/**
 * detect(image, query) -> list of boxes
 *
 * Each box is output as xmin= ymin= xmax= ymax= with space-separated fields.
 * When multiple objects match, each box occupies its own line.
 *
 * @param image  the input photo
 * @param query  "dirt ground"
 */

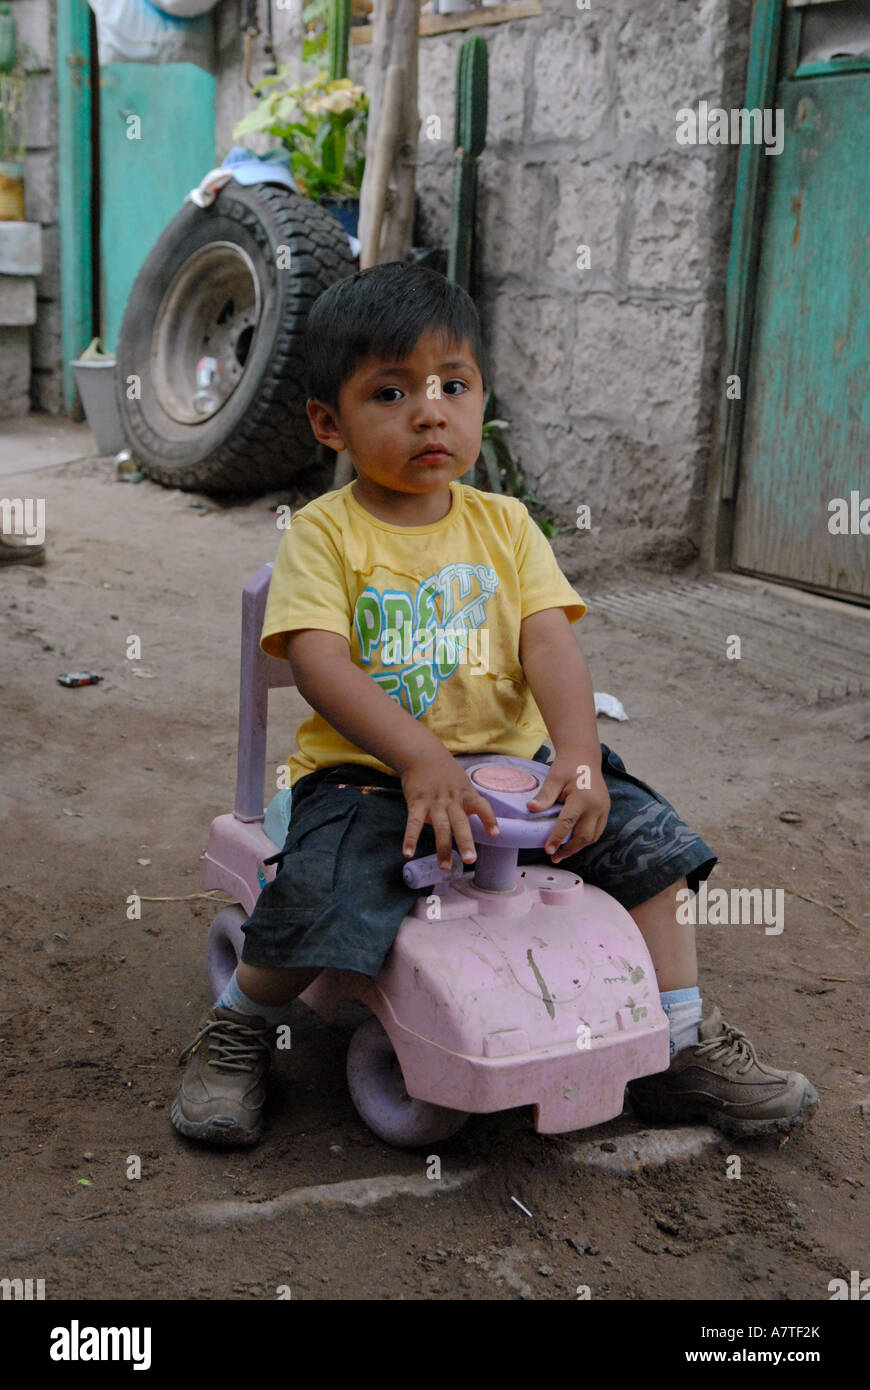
xmin=1 ymin=452 xmax=868 ymax=1305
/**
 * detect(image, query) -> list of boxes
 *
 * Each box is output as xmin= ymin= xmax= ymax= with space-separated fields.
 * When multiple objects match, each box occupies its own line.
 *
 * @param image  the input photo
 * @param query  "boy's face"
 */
xmin=306 ymin=329 xmax=485 ymax=510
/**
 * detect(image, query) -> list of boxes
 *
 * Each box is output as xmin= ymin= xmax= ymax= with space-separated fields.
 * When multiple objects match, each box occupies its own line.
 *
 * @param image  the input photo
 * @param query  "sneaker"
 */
xmin=170 ymin=1007 xmax=275 ymax=1146
xmin=627 ymin=1007 xmax=819 ymax=1138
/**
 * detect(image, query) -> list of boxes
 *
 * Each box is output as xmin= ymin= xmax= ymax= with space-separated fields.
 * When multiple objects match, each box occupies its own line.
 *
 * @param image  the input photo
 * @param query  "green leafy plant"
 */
xmin=301 ymin=0 xmax=331 ymax=64
xmin=232 ymin=68 xmax=367 ymax=202
xmin=234 ymin=0 xmax=366 ymax=203
xmin=475 ymin=388 xmax=566 ymax=537
xmin=0 ymin=30 xmax=38 ymax=164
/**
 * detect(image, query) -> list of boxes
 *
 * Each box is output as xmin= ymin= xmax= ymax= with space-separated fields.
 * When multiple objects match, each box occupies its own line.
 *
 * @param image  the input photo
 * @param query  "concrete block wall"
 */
xmin=398 ymin=0 xmax=752 ymax=538
xmin=218 ymin=0 xmax=753 ymax=540
xmin=0 ymin=214 xmax=41 ymax=413
xmin=2 ymin=0 xmax=61 ymax=415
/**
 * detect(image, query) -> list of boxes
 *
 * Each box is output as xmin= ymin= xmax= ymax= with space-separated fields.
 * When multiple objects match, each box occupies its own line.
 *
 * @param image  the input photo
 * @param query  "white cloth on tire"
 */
xmin=184 ymin=147 xmax=362 ymax=259
xmin=185 ymin=145 xmax=299 ymax=208
xmin=185 ymin=168 xmax=235 ymax=209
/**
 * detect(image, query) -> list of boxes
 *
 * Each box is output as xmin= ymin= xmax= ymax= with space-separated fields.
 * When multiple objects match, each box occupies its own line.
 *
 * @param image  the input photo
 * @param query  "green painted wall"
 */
xmin=733 ymin=71 xmax=870 ymax=600
xmin=98 ymin=61 xmax=216 ymax=353
xmin=57 ymin=0 xmax=93 ymax=412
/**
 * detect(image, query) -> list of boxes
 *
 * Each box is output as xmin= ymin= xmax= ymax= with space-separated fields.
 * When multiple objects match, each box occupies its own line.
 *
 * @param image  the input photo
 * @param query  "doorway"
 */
xmin=730 ymin=1 xmax=870 ymax=603
xmin=58 ymin=0 xmax=216 ymax=406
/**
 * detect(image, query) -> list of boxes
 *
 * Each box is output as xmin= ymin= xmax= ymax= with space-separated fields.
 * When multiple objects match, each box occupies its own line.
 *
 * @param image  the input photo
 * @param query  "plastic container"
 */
xmin=70 ymin=346 xmax=126 ymax=455
xmin=0 ymin=161 xmax=25 ymax=222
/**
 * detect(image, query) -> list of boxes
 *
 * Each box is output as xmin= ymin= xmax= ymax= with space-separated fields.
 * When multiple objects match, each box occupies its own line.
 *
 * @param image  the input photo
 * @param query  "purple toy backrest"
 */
xmin=235 ymin=562 xmax=297 ymax=822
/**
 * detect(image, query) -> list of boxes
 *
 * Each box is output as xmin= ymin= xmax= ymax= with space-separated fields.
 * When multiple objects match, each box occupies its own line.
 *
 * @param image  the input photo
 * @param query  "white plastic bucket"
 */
xmin=70 ymin=358 xmax=126 ymax=455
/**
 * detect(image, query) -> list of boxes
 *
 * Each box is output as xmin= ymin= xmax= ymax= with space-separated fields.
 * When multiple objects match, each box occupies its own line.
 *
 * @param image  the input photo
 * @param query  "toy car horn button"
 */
xmin=471 ymin=765 xmax=539 ymax=793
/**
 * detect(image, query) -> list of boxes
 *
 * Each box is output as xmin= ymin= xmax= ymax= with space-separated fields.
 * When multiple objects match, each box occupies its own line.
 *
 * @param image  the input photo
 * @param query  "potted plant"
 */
xmin=0 ymin=2 xmax=31 ymax=221
xmin=233 ymin=0 xmax=368 ymax=237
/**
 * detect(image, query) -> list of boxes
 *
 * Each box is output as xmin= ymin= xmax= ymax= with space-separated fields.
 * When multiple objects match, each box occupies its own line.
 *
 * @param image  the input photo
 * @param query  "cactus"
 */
xmin=319 ymin=0 xmax=352 ymax=190
xmin=447 ymin=149 xmax=476 ymax=292
xmin=448 ymin=36 xmax=488 ymax=294
xmin=449 ymin=36 xmax=489 ymax=484
xmin=453 ymin=41 xmax=467 ymax=152
xmin=453 ymin=35 xmax=488 ymax=157
xmin=328 ymin=0 xmax=350 ymax=82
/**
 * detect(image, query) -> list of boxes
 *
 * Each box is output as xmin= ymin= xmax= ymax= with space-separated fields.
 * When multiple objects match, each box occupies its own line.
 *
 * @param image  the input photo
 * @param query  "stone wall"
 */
xmin=218 ymin=0 xmax=753 ymax=541
xmin=5 ymin=0 xmax=60 ymax=414
xmin=465 ymin=0 xmax=752 ymax=539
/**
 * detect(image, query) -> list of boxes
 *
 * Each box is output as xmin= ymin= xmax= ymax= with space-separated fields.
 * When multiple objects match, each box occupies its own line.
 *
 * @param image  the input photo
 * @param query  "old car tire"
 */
xmin=115 ymin=182 xmax=357 ymax=495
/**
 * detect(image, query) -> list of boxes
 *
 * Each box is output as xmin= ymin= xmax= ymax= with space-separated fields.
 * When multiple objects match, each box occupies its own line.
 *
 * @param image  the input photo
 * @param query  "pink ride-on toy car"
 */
xmin=201 ymin=563 xmax=670 ymax=1148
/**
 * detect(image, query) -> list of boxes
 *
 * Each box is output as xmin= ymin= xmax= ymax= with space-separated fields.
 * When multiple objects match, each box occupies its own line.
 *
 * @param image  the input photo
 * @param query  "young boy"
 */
xmin=171 ymin=262 xmax=818 ymax=1147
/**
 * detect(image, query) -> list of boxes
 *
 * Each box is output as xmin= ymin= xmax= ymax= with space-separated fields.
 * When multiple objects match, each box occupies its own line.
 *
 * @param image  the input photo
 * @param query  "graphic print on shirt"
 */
xmin=354 ymin=562 xmax=498 ymax=717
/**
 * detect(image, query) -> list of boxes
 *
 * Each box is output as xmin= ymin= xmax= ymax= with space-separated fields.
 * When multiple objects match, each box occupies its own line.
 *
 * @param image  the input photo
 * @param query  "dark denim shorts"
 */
xmin=239 ymin=744 xmax=717 ymax=978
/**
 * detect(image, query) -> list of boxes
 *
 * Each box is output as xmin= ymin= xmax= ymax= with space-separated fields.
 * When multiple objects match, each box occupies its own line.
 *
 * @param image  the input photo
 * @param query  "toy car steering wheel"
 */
xmin=462 ymin=759 xmax=564 ymax=850
xmin=403 ymin=755 xmax=569 ymax=891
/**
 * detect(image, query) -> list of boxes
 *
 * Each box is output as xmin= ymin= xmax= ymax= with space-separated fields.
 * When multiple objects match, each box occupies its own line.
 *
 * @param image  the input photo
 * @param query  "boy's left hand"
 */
xmin=526 ymin=754 xmax=611 ymax=862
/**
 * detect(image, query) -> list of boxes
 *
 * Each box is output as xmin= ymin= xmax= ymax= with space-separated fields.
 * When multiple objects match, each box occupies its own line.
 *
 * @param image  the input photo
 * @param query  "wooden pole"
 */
xmin=360 ymin=0 xmax=421 ymax=266
xmin=332 ymin=0 xmax=421 ymax=489
xmin=358 ymin=63 xmax=404 ymax=270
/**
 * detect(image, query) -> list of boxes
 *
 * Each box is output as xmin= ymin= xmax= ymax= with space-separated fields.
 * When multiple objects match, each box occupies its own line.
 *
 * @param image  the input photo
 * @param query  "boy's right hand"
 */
xmin=400 ymin=753 xmax=500 ymax=870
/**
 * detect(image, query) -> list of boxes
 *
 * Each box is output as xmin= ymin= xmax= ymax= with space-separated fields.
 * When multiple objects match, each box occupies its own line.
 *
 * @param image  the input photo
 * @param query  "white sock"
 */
xmin=660 ymin=986 xmax=703 ymax=1058
xmin=214 ymin=968 xmax=292 ymax=1025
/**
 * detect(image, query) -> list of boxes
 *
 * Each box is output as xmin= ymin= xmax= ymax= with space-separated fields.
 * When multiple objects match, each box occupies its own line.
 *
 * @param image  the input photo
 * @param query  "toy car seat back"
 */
xmin=234 ymin=561 xmax=295 ymax=823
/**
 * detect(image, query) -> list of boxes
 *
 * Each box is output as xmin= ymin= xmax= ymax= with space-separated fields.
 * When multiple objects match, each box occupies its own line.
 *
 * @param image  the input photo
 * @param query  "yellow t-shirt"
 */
xmin=261 ymin=480 xmax=586 ymax=785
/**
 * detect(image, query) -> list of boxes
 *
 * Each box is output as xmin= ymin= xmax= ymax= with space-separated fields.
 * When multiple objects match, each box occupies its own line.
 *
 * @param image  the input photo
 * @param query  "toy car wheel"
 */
xmin=205 ymin=905 xmax=247 ymax=998
xmin=346 ymin=1015 xmax=469 ymax=1148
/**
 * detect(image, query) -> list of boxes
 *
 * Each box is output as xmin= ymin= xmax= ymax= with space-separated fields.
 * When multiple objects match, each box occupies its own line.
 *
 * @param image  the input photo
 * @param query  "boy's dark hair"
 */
xmin=304 ymin=261 xmax=488 ymax=412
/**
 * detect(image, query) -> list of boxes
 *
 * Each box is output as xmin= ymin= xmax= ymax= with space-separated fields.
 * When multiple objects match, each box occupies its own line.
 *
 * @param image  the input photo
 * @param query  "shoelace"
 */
xmin=179 ymin=1018 xmax=273 ymax=1073
xmin=694 ymin=1021 xmax=759 ymax=1076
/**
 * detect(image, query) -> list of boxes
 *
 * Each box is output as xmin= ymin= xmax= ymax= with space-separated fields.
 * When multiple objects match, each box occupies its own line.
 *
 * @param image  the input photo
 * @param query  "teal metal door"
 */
xmin=98 ymin=61 xmax=216 ymax=353
xmin=733 ymin=4 xmax=870 ymax=602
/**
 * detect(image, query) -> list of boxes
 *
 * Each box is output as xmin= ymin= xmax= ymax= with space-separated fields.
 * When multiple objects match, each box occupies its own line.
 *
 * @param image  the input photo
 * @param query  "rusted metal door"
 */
xmin=733 ymin=1 xmax=870 ymax=602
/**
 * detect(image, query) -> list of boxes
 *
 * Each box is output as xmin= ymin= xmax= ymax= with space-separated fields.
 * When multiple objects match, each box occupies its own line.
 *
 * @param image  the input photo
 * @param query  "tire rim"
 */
xmin=151 ymin=242 xmax=263 ymax=424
